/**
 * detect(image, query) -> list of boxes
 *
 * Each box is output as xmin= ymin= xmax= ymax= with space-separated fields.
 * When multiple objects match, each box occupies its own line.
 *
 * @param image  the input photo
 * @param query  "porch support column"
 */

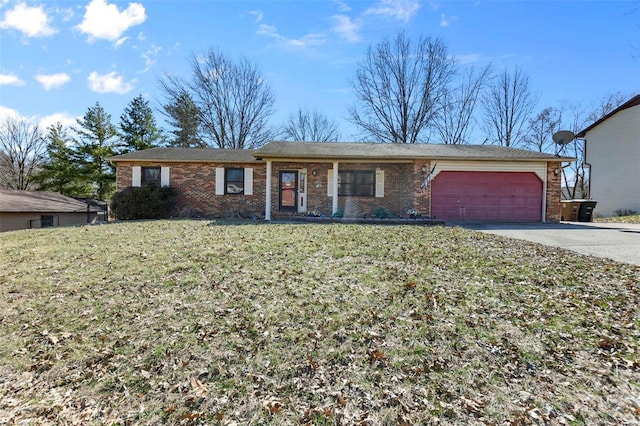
xmin=265 ymin=160 xmax=272 ymax=221
xmin=541 ymin=168 xmax=548 ymax=223
xmin=332 ymin=161 xmax=339 ymax=215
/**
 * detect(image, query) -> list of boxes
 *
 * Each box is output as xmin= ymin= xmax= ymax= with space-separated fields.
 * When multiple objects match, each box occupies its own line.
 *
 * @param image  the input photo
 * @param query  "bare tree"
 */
xmin=0 ymin=115 xmax=47 ymax=190
xmin=482 ymin=67 xmax=537 ymax=147
xmin=557 ymin=102 xmax=589 ymax=199
xmin=280 ymin=108 xmax=341 ymax=142
xmin=585 ymin=92 xmax=629 ymax=123
xmin=524 ymin=107 xmax=561 ymax=153
xmin=348 ymin=31 xmax=457 ymax=144
xmin=434 ymin=64 xmax=492 ymax=144
xmin=160 ymin=49 xmax=276 ymax=149
xmin=559 ymin=93 xmax=629 ymax=199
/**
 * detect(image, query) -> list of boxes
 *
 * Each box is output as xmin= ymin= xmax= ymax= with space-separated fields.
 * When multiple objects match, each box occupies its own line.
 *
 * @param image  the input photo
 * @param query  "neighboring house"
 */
xmin=577 ymin=94 xmax=640 ymax=217
xmin=0 ymin=190 xmax=99 ymax=232
xmin=109 ymin=141 xmax=569 ymax=223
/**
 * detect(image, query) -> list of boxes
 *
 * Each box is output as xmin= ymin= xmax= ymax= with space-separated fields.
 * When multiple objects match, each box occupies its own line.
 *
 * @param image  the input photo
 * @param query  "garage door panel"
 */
xmin=431 ymin=171 xmax=542 ymax=222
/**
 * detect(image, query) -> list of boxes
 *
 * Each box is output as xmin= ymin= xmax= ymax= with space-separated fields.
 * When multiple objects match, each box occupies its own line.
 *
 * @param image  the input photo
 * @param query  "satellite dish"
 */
xmin=552 ymin=130 xmax=575 ymax=145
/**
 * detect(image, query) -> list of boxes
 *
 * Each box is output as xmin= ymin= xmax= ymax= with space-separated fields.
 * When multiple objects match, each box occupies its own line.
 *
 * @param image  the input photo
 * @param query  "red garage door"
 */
xmin=431 ymin=171 xmax=543 ymax=222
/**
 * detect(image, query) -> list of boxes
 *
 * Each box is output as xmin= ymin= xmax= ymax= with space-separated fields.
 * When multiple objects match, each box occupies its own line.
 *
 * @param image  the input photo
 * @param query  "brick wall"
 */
xmin=115 ymin=159 xmax=562 ymax=222
xmin=269 ymin=162 xmax=418 ymax=219
xmin=116 ymin=161 xmax=265 ymax=218
xmin=545 ymin=161 xmax=563 ymax=223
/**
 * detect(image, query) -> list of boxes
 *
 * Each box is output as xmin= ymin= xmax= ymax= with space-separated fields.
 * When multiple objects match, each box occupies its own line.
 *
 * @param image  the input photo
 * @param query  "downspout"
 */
xmin=542 ymin=169 xmax=547 ymax=223
xmin=582 ymin=137 xmax=592 ymax=199
xmin=332 ymin=162 xmax=339 ymax=215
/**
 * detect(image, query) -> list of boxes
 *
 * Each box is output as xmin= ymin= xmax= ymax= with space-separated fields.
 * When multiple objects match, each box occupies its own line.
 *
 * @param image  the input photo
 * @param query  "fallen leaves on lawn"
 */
xmin=0 ymin=220 xmax=638 ymax=424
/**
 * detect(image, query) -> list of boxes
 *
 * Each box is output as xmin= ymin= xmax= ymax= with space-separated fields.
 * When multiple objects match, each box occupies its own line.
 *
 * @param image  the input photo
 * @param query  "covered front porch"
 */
xmin=262 ymin=159 xmax=430 ymax=221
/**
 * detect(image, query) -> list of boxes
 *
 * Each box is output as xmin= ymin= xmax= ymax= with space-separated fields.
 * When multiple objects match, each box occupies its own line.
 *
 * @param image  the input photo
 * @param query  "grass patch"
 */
xmin=1 ymin=220 xmax=638 ymax=424
xmin=595 ymin=214 xmax=640 ymax=224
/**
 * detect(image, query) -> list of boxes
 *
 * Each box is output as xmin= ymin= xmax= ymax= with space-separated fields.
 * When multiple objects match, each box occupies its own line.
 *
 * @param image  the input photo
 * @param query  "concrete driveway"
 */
xmin=454 ymin=221 xmax=640 ymax=266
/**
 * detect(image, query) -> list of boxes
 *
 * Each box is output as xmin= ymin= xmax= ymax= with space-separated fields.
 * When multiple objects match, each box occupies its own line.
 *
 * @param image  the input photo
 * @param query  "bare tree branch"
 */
xmin=280 ymin=108 xmax=341 ymax=142
xmin=434 ymin=64 xmax=492 ymax=144
xmin=558 ymin=93 xmax=629 ymax=199
xmin=348 ymin=31 xmax=456 ymax=144
xmin=482 ymin=67 xmax=537 ymax=147
xmin=523 ymin=107 xmax=561 ymax=153
xmin=161 ymin=50 xmax=276 ymax=149
xmin=0 ymin=115 xmax=47 ymax=190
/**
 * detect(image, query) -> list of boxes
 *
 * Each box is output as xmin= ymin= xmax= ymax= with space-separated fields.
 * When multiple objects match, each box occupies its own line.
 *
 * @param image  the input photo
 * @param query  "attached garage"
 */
xmin=431 ymin=170 xmax=544 ymax=222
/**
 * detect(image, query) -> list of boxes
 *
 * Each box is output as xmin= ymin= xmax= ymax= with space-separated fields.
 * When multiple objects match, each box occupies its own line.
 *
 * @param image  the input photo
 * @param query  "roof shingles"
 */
xmin=0 ymin=190 xmax=97 ymax=213
xmin=108 ymin=142 xmax=572 ymax=163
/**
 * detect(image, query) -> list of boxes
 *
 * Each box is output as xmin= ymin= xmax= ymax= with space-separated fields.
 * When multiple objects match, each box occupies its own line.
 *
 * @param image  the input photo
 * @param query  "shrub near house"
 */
xmin=111 ymin=185 xmax=177 ymax=220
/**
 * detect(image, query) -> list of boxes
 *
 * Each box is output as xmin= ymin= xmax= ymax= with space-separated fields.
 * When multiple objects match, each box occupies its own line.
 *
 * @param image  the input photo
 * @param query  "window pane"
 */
xmin=41 ymin=215 xmax=54 ymax=227
xmin=359 ymin=173 xmax=374 ymax=184
xmin=226 ymin=168 xmax=244 ymax=194
xmin=340 ymin=172 xmax=354 ymax=183
xmin=226 ymin=169 xmax=243 ymax=182
xmin=142 ymin=167 xmax=161 ymax=185
xmin=338 ymin=171 xmax=374 ymax=197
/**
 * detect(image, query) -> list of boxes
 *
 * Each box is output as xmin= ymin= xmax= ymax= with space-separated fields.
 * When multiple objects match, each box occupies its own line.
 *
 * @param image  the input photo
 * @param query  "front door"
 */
xmin=279 ymin=171 xmax=297 ymax=212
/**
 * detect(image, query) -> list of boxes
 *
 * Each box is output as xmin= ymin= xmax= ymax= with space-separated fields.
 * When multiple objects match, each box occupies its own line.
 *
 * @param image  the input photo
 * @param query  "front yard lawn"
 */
xmin=0 ymin=220 xmax=638 ymax=424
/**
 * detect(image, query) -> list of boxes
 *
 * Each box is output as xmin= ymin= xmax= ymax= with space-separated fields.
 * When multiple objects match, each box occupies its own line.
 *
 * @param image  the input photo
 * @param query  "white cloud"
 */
xmin=56 ymin=6 xmax=74 ymax=22
xmin=365 ymin=0 xmax=420 ymax=22
xmin=257 ymin=24 xmax=325 ymax=49
xmin=440 ymin=13 xmax=458 ymax=27
xmin=333 ymin=0 xmax=351 ymax=12
xmin=39 ymin=112 xmax=78 ymax=130
xmin=140 ymin=44 xmax=161 ymax=73
xmin=0 ymin=105 xmax=21 ymax=122
xmin=35 ymin=72 xmax=70 ymax=90
xmin=331 ymin=15 xmax=361 ymax=43
xmin=454 ymin=54 xmax=483 ymax=65
xmin=87 ymin=71 xmax=134 ymax=94
xmin=0 ymin=1 xmax=56 ymax=37
xmin=114 ymin=36 xmax=128 ymax=47
xmin=0 ymin=105 xmax=77 ymax=131
xmin=0 ymin=73 xmax=25 ymax=86
xmin=249 ymin=10 xmax=263 ymax=23
xmin=76 ymin=0 xmax=146 ymax=42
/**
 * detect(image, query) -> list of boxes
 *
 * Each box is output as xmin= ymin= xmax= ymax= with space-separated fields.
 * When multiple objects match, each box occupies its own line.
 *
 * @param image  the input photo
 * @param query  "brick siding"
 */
xmin=545 ymin=161 xmax=563 ymax=223
xmin=115 ymin=159 xmax=562 ymax=222
xmin=116 ymin=161 xmax=265 ymax=218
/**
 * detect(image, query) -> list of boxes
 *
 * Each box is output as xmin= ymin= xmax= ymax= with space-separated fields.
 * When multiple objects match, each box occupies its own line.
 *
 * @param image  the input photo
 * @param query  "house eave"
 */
xmin=576 ymin=93 xmax=640 ymax=138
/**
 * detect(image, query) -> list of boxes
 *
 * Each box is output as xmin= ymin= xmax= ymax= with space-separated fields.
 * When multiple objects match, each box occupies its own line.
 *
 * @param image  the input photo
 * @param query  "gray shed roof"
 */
xmin=109 ymin=147 xmax=258 ymax=163
xmin=254 ymin=141 xmax=572 ymax=162
xmin=0 ymin=190 xmax=99 ymax=213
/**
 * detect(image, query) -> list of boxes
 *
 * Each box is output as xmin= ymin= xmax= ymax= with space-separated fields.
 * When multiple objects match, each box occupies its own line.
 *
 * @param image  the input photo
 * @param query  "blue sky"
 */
xmin=0 ymin=0 xmax=638 ymax=140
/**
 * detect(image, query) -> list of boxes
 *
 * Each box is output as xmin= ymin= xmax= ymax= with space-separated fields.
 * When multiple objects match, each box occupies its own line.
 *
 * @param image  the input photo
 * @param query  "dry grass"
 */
xmin=0 ymin=220 xmax=638 ymax=425
xmin=596 ymin=214 xmax=640 ymax=224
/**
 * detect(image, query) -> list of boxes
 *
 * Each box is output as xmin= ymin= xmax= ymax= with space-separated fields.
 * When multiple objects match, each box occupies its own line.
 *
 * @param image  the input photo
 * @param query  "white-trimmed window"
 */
xmin=142 ymin=167 xmax=161 ymax=186
xmin=132 ymin=166 xmax=170 ymax=187
xmin=216 ymin=167 xmax=254 ymax=195
xmin=226 ymin=168 xmax=244 ymax=194
xmin=328 ymin=169 xmax=384 ymax=198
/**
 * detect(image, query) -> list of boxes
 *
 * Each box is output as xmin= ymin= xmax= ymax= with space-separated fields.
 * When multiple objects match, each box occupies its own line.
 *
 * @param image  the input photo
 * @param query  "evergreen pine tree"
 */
xmin=163 ymin=90 xmax=205 ymax=147
xmin=74 ymin=102 xmax=117 ymax=200
xmin=33 ymin=123 xmax=91 ymax=197
xmin=119 ymin=94 xmax=163 ymax=152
